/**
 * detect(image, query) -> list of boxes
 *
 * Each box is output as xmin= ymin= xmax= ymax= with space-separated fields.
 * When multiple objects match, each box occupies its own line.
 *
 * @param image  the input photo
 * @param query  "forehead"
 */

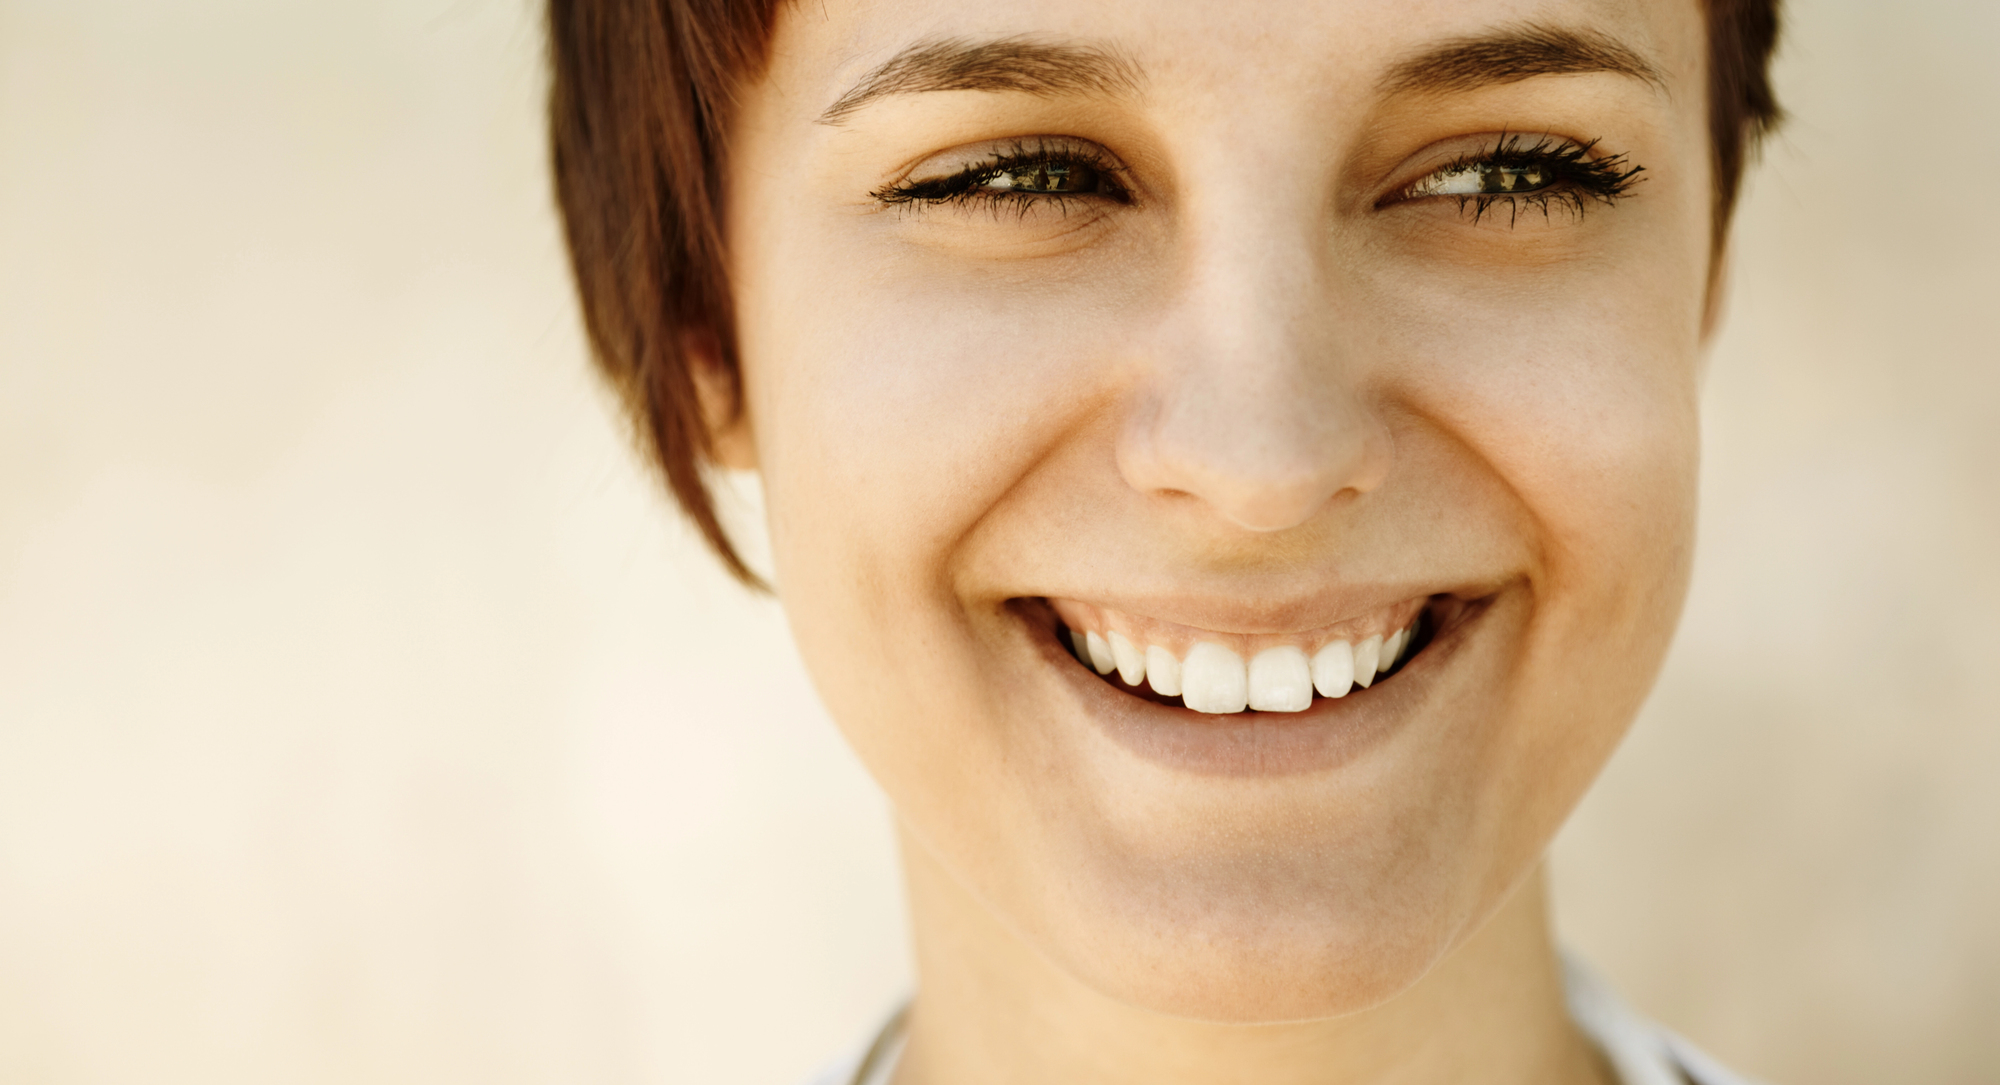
xmin=770 ymin=0 xmax=1703 ymax=118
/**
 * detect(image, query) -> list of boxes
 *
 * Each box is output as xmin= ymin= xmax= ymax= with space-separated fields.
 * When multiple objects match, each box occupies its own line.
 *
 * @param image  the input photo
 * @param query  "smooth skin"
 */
xmin=704 ymin=0 xmax=1716 ymax=1081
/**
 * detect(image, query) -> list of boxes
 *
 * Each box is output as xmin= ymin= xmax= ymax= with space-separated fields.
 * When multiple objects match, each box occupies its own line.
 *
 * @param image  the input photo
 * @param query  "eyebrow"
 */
xmin=1378 ymin=23 xmax=1667 ymax=97
xmin=818 ymin=36 xmax=1142 ymax=125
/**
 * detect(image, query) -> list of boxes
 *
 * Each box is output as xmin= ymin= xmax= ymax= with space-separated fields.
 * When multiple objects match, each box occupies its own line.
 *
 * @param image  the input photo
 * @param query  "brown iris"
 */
xmin=1477 ymin=163 xmax=1551 ymax=193
xmin=978 ymin=160 xmax=1104 ymax=194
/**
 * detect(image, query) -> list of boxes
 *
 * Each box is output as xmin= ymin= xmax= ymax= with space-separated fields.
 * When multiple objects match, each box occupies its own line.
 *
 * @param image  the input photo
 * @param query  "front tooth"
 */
xmin=1145 ymin=645 xmax=1182 ymax=697
xmin=1247 ymin=646 xmax=1312 ymax=712
xmin=1180 ymin=642 xmax=1248 ymax=714
xmin=1084 ymin=631 xmax=1117 ymax=675
xmin=1380 ymin=628 xmax=1403 ymax=675
xmin=1109 ymin=631 xmax=1146 ymax=686
xmin=1312 ymin=640 xmax=1354 ymax=698
xmin=1352 ymin=634 xmax=1383 ymax=688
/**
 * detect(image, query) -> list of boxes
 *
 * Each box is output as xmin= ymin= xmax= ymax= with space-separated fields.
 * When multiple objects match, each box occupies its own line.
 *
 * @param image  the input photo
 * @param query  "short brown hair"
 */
xmin=547 ymin=0 xmax=1782 ymax=587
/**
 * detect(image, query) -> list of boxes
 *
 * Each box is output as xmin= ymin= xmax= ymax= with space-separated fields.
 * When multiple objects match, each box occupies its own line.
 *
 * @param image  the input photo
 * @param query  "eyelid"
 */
xmin=898 ymin=135 xmax=1100 ymax=178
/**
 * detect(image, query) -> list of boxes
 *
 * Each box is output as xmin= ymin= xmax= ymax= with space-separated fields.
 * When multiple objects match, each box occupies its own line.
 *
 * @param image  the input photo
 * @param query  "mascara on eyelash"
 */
xmin=873 ymin=138 xmax=1131 ymax=209
xmin=1401 ymin=133 xmax=1646 ymax=227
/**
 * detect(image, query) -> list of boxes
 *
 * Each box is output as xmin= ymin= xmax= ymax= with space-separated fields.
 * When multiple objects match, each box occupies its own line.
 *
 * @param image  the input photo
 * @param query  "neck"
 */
xmin=891 ymin=826 xmax=1608 ymax=1085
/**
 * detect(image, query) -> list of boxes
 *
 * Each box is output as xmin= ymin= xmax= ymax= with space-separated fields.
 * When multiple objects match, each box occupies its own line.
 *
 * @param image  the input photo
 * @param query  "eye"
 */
xmin=973 ymin=158 xmax=1112 ymax=196
xmin=875 ymin=138 xmax=1132 ymax=212
xmin=1387 ymin=134 xmax=1644 ymax=225
xmin=1407 ymin=161 xmax=1556 ymax=197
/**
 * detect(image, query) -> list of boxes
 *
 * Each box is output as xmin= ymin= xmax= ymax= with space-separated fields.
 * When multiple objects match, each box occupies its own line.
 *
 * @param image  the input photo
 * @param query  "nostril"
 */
xmin=1212 ymin=481 xmax=1353 ymax=533
xmin=1116 ymin=397 xmax=1393 ymax=534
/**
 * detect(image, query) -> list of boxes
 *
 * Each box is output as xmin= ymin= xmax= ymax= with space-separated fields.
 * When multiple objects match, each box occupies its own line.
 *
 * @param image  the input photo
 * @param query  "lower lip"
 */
xmin=1022 ymin=595 xmax=1492 ymax=778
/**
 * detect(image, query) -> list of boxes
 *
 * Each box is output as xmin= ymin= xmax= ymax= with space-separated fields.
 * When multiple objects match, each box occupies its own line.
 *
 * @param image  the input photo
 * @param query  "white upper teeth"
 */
xmin=1352 ymin=634 xmax=1383 ymax=689
xmin=1108 ymin=631 xmax=1146 ymax=686
xmin=1181 ymin=642 xmax=1249 ymax=714
xmin=1068 ymin=618 xmax=1421 ymax=715
xmin=1144 ymin=644 xmax=1182 ymax=697
xmin=1311 ymin=640 xmax=1355 ymax=698
xmin=1247 ymin=646 xmax=1313 ymax=712
xmin=1084 ymin=630 xmax=1116 ymax=675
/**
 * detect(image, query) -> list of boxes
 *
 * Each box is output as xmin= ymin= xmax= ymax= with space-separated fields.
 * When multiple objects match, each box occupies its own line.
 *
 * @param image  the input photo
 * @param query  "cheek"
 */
xmin=743 ymin=223 xmax=1152 ymax=561
xmin=1371 ymin=258 xmax=1704 ymax=859
xmin=732 ymin=237 xmax=1136 ymax=724
xmin=1428 ymin=325 xmax=1699 ymax=589
xmin=1368 ymin=217 xmax=1706 ymax=609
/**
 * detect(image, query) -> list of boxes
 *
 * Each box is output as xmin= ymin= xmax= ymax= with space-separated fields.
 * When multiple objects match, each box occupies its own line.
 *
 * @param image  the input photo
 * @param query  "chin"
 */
xmin=1040 ymin=858 xmax=1484 ymax=1023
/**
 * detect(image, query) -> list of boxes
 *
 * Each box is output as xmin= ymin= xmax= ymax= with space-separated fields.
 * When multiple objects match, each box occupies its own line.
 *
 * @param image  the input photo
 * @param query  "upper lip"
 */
xmin=1022 ymin=581 xmax=1460 ymax=637
xmin=1046 ymin=593 xmax=1426 ymax=649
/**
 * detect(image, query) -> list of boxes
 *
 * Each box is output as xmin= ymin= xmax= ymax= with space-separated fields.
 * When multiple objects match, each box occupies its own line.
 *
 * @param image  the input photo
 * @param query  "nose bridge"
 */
xmin=1119 ymin=192 xmax=1390 ymax=533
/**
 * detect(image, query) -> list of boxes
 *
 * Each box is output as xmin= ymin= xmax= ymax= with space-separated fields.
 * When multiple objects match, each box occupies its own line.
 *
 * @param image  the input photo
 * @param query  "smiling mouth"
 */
xmin=1046 ymin=595 xmax=1439 ymax=715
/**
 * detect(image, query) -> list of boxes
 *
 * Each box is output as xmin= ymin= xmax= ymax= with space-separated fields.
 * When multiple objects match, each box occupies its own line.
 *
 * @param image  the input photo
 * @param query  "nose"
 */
xmin=1116 ymin=223 xmax=1391 ymax=534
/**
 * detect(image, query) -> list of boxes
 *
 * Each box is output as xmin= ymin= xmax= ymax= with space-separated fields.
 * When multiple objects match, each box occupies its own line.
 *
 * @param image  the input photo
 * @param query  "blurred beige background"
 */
xmin=0 ymin=0 xmax=1993 ymax=1081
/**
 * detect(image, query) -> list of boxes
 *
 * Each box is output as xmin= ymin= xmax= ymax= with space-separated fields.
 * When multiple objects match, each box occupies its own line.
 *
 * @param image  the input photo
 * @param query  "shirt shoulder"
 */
xmin=1666 ymin=1030 xmax=1765 ymax=1085
xmin=1565 ymin=955 xmax=1769 ymax=1085
xmin=802 ymin=1004 xmax=907 ymax=1085
xmin=807 ymin=962 xmax=1766 ymax=1085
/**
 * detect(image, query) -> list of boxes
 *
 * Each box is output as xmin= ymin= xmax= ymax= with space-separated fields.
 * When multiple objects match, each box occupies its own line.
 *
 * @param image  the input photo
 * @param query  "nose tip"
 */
xmin=1207 ymin=455 xmax=1381 ymax=533
xmin=1117 ymin=385 xmax=1392 ymax=533
xmin=1117 ymin=200 xmax=1392 ymax=534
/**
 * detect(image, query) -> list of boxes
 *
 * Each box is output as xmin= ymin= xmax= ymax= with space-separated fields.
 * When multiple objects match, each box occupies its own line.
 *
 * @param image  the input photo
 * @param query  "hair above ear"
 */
xmin=685 ymin=327 xmax=759 ymax=472
xmin=1703 ymin=0 xmax=1785 ymax=247
xmin=546 ymin=0 xmax=781 ymax=590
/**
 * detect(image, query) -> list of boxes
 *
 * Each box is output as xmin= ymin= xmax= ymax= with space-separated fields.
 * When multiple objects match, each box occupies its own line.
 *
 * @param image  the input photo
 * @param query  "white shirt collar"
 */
xmin=813 ymin=955 xmax=1763 ymax=1085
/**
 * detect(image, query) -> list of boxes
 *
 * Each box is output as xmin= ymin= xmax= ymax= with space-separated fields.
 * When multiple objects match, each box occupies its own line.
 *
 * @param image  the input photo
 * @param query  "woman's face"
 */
xmin=723 ymin=0 xmax=1712 ymax=1020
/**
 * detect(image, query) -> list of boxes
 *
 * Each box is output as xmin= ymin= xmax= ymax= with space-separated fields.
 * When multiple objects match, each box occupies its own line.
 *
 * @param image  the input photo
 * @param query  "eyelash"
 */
xmin=874 ymin=138 xmax=1132 ymax=215
xmin=1396 ymin=133 xmax=1645 ymax=226
xmin=872 ymin=133 xmax=1644 ymax=225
